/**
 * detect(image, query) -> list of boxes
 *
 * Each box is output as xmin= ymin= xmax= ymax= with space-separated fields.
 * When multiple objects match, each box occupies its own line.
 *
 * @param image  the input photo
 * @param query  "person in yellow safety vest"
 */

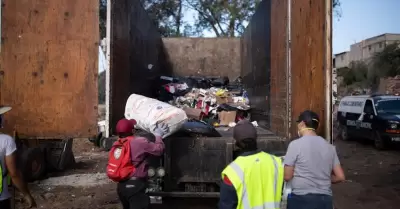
xmin=284 ymin=110 xmax=345 ymax=209
xmin=0 ymin=106 xmax=37 ymax=208
xmin=219 ymin=120 xmax=284 ymax=209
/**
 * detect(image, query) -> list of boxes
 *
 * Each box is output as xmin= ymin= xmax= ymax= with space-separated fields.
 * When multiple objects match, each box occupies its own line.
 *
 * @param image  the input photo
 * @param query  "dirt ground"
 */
xmin=13 ymin=136 xmax=400 ymax=209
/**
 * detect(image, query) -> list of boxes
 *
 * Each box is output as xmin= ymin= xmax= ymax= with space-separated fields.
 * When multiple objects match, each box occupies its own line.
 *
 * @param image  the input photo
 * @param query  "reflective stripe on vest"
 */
xmin=222 ymin=152 xmax=284 ymax=209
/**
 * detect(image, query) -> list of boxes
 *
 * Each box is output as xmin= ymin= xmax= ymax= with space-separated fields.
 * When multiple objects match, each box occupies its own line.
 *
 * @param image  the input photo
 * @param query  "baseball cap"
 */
xmin=233 ymin=120 xmax=257 ymax=141
xmin=296 ymin=110 xmax=320 ymax=124
xmin=116 ymin=119 xmax=137 ymax=134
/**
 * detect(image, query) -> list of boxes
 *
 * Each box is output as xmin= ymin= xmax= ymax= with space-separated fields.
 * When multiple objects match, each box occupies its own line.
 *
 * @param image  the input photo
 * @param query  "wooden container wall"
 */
xmin=109 ymin=0 xmax=172 ymax=134
xmin=0 ymin=0 xmax=99 ymax=138
xmin=242 ymin=0 xmax=330 ymax=139
xmin=290 ymin=0 xmax=329 ymax=138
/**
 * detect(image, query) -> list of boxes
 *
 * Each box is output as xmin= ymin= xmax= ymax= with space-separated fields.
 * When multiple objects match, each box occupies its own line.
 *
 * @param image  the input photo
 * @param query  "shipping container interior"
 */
xmin=107 ymin=0 xmax=330 ymax=139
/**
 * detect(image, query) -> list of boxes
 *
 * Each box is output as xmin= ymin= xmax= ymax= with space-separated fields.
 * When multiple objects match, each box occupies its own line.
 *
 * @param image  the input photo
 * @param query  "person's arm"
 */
xmin=218 ymin=175 xmax=238 ymax=209
xmin=141 ymin=135 xmax=165 ymax=157
xmin=4 ymin=136 xmax=36 ymax=207
xmin=283 ymin=142 xmax=298 ymax=181
xmin=331 ymin=147 xmax=345 ymax=184
xmin=6 ymin=152 xmax=31 ymax=195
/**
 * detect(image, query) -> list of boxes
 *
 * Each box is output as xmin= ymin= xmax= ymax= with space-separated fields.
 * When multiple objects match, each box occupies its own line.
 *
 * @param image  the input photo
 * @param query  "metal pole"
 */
xmin=324 ymin=0 xmax=333 ymax=143
xmin=286 ymin=0 xmax=292 ymax=139
xmin=105 ymin=0 xmax=112 ymax=138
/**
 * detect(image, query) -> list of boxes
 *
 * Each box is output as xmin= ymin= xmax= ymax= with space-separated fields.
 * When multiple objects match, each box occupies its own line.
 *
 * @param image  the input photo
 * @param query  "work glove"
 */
xmin=153 ymin=122 xmax=169 ymax=137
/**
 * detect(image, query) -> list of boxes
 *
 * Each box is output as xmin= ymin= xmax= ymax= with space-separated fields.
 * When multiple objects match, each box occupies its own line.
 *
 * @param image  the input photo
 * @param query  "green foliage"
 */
xmin=184 ymin=0 xmax=261 ymax=37
xmin=141 ymin=0 xmax=187 ymax=37
xmin=371 ymin=42 xmax=400 ymax=77
xmin=338 ymin=61 xmax=368 ymax=86
xmin=99 ymin=0 xmax=107 ymax=38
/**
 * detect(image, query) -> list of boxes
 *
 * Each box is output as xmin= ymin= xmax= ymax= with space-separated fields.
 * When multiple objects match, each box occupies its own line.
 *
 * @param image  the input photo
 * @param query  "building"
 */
xmin=334 ymin=33 xmax=400 ymax=68
xmin=333 ymin=51 xmax=350 ymax=69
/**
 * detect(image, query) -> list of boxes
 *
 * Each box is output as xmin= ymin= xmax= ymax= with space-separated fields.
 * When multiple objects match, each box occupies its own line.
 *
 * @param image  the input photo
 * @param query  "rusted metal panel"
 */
xmin=162 ymin=38 xmax=241 ymax=79
xmin=0 ymin=0 xmax=98 ymax=138
xmin=290 ymin=0 xmax=329 ymax=137
xmin=270 ymin=0 xmax=289 ymax=137
xmin=109 ymin=0 xmax=172 ymax=134
xmin=241 ymin=0 xmax=272 ymax=131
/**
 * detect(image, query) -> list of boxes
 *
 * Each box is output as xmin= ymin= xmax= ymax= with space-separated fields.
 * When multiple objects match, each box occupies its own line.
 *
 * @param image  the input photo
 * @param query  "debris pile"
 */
xmin=158 ymin=76 xmax=253 ymax=129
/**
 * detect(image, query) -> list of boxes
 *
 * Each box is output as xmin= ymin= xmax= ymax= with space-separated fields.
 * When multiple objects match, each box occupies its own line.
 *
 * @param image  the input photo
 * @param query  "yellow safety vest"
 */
xmin=0 ymin=163 xmax=11 ymax=195
xmin=222 ymin=152 xmax=284 ymax=209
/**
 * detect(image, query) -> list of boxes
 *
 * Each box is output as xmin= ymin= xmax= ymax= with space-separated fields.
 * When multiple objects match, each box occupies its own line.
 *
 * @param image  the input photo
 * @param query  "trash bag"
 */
xmin=217 ymin=103 xmax=238 ymax=112
xmin=179 ymin=120 xmax=221 ymax=137
xmin=211 ymin=76 xmax=229 ymax=87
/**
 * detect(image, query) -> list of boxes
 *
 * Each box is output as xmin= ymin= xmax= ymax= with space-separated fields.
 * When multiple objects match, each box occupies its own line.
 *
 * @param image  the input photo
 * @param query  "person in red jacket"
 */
xmin=115 ymin=119 xmax=168 ymax=209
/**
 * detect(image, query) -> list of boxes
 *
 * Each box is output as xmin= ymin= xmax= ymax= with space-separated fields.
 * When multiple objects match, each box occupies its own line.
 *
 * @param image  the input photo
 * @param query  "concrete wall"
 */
xmin=109 ymin=0 xmax=172 ymax=135
xmin=162 ymin=38 xmax=241 ymax=79
xmin=334 ymin=52 xmax=350 ymax=68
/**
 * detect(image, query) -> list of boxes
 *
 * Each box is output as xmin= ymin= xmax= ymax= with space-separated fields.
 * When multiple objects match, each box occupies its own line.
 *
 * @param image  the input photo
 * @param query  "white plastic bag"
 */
xmin=124 ymin=94 xmax=188 ymax=138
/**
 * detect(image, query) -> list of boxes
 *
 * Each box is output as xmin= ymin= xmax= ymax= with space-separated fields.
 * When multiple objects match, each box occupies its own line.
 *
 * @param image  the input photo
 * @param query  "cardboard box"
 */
xmin=183 ymin=107 xmax=202 ymax=120
xmin=216 ymin=94 xmax=233 ymax=105
xmin=218 ymin=111 xmax=237 ymax=125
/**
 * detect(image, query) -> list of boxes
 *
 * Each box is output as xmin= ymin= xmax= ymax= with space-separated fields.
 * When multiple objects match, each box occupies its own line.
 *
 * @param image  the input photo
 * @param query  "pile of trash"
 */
xmin=158 ymin=75 xmax=252 ymax=128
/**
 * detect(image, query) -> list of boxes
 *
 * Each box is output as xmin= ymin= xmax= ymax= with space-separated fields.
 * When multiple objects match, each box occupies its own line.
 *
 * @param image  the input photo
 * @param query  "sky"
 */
xmin=333 ymin=0 xmax=400 ymax=54
xmin=184 ymin=0 xmax=400 ymax=54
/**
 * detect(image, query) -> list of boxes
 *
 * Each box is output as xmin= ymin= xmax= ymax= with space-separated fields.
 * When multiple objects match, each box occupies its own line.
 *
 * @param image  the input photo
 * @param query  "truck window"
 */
xmin=363 ymin=100 xmax=374 ymax=114
xmin=376 ymin=100 xmax=400 ymax=114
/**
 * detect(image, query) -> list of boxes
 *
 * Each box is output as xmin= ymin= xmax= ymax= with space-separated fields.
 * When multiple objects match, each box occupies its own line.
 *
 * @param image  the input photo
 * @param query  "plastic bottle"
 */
xmin=282 ymin=181 xmax=292 ymax=201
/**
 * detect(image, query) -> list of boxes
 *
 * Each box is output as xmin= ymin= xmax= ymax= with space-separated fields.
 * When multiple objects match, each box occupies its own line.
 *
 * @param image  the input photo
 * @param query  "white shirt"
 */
xmin=0 ymin=134 xmax=17 ymax=200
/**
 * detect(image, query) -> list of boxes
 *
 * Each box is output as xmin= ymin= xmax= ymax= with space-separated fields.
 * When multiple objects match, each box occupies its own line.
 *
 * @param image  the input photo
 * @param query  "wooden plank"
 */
xmin=270 ymin=0 xmax=289 ymax=137
xmin=290 ymin=0 xmax=328 ymax=137
xmin=109 ymin=0 xmax=167 ymax=135
xmin=0 ymin=0 xmax=98 ymax=138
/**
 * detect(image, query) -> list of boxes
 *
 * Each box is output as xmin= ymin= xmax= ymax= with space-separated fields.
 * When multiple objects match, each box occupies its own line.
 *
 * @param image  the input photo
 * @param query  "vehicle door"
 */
xmin=360 ymin=99 xmax=375 ymax=139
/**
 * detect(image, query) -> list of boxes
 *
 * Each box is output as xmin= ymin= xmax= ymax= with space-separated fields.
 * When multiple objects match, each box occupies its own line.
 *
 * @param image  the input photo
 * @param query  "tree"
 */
xmin=141 ymin=0 xmax=186 ymax=37
xmin=184 ymin=0 xmax=261 ymax=37
xmin=338 ymin=61 xmax=368 ymax=86
xmin=333 ymin=0 xmax=342 ymax=18
xmin=99 ymin=0 xmax=107 ymax=38
xmin=368 ymin=42 xmax=400 ymax=89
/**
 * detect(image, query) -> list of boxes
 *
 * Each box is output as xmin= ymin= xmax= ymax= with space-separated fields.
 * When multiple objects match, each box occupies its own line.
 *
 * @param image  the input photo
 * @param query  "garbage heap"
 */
xmin=158 ymin=76 xmax=253 ymax=128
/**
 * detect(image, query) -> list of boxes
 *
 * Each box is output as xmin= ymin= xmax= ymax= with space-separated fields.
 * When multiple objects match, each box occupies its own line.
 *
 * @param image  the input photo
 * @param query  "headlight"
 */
xmin=148 ymin=167 xmax=156 ymax=177
xmin=389 ymin=121 xmax=399 ymax=129
xmin=156 ymin=167 xmax=165 ymax=177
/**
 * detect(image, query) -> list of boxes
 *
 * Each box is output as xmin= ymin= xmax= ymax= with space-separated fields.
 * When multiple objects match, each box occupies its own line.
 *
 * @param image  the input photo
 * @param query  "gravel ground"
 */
xmin=13 ymin=135 xmax=400 ymax=209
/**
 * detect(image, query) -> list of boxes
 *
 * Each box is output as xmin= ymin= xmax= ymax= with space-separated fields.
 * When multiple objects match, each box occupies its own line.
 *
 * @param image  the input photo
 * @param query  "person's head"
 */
xmin=116 ymin=119 xmax=137 ymax=138
xmin=233 ymin=120 xmax=258 ymax=152
xmin=296 ymin=110 xmax=319 ymax=137
xmin=0 ymin=106 xmax=12 ymax=128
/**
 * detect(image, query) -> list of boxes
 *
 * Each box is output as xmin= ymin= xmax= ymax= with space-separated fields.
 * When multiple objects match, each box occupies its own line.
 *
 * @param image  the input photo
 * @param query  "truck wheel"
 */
xmin=102 ymin=137 xmax=116 ymax=151
xmin=21 ymin=148 xmax=46 ymax=182
xmin=340 ymin=126 xmax=350 ymax=141
xmin=374 ymin=132 xmax=388 ymax=150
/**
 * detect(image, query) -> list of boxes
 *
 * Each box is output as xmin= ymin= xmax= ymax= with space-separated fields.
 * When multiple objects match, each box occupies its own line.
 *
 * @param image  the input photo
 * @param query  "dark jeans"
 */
xmin=117 ymin=179 xmax=150 ymax=209
xmin=287 ymin=193 xmax=333 ymax=209
xmin=0 ymin=198 xmax=11 ymax=209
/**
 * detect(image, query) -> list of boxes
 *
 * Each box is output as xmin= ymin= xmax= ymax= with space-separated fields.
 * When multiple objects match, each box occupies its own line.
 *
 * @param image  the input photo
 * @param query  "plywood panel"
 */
xmin=0 ymin=0 xmax=98 ymax=138
xmin=291 ymin=0 xmax=327 ymax=137
xmin=240 ymin=0 xmax=272 ymax=131
xmin=270 ymin=0 xmax=288 ymax=137
xmin=109 ymin=0 xmax=172 ymax=135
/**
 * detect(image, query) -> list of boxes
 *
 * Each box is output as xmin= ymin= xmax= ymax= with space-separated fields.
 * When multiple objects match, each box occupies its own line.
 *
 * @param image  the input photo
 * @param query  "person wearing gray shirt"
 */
xmin=284 ymin=110 xmax=345 ymax=209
